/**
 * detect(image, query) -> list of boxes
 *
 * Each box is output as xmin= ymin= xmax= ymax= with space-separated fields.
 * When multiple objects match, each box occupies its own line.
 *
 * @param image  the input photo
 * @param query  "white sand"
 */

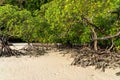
xmin=0 ymin=50 xmax=120 ymax=80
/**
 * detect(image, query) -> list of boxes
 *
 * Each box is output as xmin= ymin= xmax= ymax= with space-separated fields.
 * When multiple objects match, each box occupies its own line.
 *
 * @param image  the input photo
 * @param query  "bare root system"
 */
xmin=71 ymin=47 xmax=120 ymax=72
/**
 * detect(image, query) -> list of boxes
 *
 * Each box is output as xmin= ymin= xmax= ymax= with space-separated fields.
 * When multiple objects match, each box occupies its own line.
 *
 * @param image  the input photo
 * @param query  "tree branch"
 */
xmin=94 ymin=31 xmax=120 ymax=40
xmin=82 ymin=16 xmax=120 ymax=40
xmin=82 ymin=17 xmax=107 ymax=35
xmin=107 ymin=39 xmax=114 ymax=51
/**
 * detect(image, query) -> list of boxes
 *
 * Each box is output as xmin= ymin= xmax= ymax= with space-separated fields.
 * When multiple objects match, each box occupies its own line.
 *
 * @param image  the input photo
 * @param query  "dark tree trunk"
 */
xmin=0 ymin=35 xmax=23 ymax=57
xmin=0 ymin=35 xmax=13 ymax=56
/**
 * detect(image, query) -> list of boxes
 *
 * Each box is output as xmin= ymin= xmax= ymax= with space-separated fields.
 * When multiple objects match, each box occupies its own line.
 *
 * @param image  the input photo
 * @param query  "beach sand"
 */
xmin=0 ymin=44 xmax=120 ymax=80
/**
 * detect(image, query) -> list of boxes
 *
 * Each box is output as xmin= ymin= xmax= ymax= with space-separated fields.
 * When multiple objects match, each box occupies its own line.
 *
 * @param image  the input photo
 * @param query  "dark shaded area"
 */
xmin=4 ymin=0 xmax=53 ymax=11
xmin=9 ymin=37 xmax=25 ymax=43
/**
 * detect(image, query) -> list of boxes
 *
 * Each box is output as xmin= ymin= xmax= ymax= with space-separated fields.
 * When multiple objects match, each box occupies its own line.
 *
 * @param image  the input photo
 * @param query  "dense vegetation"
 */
xmin=0 ymin=0 xmax=120 ymax=51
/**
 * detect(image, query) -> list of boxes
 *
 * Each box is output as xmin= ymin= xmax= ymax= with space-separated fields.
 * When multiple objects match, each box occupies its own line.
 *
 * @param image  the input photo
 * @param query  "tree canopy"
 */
xmin=0 ymin=0 xmax=120 ymax=50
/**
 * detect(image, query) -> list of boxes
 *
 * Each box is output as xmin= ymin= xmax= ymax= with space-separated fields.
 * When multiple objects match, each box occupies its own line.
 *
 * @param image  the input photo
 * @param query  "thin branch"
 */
xmin=94 ymin=31 xmax=120 ymax=40
xmin=82 ymin=17 xmax=107 ymax=35
xmin=81 ymin=15 xmax=120 ymax=41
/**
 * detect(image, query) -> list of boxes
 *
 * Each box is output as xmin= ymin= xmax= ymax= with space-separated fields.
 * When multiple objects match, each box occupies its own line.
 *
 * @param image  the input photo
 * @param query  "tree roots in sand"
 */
xmin=71 ymin=47 xmax=120 ymax=72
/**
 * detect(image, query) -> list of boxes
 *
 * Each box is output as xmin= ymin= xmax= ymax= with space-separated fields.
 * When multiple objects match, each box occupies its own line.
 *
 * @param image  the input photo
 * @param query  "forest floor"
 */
xmin=0 ymin=44 xmax=120 ymax=80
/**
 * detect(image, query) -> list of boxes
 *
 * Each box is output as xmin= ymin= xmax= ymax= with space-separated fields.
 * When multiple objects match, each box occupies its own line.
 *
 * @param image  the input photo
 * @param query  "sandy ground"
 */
xmin=0 ymin=44 xmax=120 ymax=80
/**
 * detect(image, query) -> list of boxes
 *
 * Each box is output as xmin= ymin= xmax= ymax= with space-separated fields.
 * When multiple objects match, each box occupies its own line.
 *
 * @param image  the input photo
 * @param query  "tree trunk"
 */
xmin=91 ymin=27 xmax=98 ymax=51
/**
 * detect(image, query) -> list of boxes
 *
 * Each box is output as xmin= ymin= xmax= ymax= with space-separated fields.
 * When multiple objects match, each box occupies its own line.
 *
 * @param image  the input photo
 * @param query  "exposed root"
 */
xmin=71 ymin=47 xmax=120 ymax=72
xmin=0 ymin=35 xmax=25 ymax=57
xmin=20 ymin=44 xmax=47 ymax=57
